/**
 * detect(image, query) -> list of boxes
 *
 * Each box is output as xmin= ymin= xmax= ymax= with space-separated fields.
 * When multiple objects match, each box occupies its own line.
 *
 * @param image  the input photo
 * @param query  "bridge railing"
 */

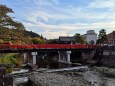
xmin=0 ymin=44 xmax=101 ymax=50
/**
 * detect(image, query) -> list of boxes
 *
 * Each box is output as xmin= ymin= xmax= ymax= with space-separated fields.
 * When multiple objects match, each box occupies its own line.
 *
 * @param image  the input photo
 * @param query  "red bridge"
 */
xmin=0 ymin=43 xmax=103 ymax=66
xmin=0 ymin=43 xmax=101 ymax=53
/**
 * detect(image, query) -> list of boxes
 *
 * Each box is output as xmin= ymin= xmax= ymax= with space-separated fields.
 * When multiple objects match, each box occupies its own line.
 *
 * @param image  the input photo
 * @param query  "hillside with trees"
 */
xmin=0 ymin=5 xmax=45 ymax=44
xmin=0 ymin=5 xmax=46 ymax=65
xmin=0 ymin=28 xmax=45 ymax=44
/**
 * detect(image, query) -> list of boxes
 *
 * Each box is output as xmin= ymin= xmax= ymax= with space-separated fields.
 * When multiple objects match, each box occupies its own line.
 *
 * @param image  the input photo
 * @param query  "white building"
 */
xmin=83 ymin=30 xmax=97 ymax=44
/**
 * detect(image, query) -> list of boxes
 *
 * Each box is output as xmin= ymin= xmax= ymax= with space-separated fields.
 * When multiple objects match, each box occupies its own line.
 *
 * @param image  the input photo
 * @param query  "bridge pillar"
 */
xmin=58 ymin=51 xmax=67 ymax=62
xmin=66 ymin=51 xmax=71 ymax=63
xmin=31 ymin=52 xmax=37 ymax=65
xmin=58 ymin=51 xmax=71 ymax=63
xmin=58 ymin=51 xmax=61 ymax=62
xmin=23 ymin=53 xmax=27 ymax=64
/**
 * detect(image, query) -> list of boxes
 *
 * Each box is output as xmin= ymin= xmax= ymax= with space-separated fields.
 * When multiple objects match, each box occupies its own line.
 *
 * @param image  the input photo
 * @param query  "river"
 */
xmin=13 ymin=66 xmax=115 ymax=86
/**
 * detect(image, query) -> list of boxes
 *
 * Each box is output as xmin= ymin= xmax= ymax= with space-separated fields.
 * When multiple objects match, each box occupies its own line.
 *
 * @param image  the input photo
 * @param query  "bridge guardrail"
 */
xmin=0 ymin=44 xmax=101 ymax=50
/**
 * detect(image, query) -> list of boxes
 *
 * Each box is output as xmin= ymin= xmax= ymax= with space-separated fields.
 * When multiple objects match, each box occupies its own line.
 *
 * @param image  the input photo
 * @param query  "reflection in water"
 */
xmin=83 ymin=71 xmax=101 ymax=86
xmin=14 ymin=77 xmax=28 ymax=86
xmin=106 ymin=78 xmax=115 ymax=86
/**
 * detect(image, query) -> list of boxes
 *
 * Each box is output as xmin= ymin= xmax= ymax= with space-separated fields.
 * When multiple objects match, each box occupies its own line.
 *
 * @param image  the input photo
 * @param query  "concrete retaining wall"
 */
xmin=82 ymin=51 xmax=95 ymax=60
xmin=102 ymin=55 xmax=115 ymax=67
xmin=101 ymin=46 xmax=115 ymax=67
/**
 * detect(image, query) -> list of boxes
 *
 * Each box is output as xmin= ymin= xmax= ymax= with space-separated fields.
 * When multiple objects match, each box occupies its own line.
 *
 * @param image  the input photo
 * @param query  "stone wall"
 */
xmin=101 ymin=46 xmax=115 ymax=67
xmin=82 ymin=51 xmax=95 ymax=60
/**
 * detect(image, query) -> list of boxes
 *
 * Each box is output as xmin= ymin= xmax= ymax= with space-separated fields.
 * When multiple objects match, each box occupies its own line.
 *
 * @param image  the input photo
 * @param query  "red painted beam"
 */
xmin=0 ymin=44 xmax=101 ymax=50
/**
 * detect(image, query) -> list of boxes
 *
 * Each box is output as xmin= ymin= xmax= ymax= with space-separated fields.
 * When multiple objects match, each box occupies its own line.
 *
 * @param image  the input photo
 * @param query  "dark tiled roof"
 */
xmin=59 ymin=36 xmax=74 ymax=41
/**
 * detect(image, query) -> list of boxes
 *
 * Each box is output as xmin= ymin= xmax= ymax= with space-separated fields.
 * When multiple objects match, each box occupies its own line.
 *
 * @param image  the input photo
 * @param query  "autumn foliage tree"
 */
xmin=31 ymin=37 xmax=45 ymax=44
xmin=0 ymin=5 xmax=26 ymax=44
xmin=0 ymin=5 xmax=25 ymax=30
xmin=0 ymin=5 xmax=45 ymax=44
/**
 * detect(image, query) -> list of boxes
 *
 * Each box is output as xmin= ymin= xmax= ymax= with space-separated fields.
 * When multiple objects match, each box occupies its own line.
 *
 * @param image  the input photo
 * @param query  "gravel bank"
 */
xmin=29 ymin=71 xmax=91 ymax=86
xmin=29 ymin=67 xmax=115 ymax=86
xmin=92 ymin=66 xmax=115 ymax=78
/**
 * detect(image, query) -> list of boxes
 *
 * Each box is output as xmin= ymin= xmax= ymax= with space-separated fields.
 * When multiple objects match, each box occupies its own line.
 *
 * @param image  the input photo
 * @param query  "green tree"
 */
xmin=74 ymin=33 xmax=85 ymax=44
xmin=46 ymin=39 xmax=59 ymax=44
xmin=90 ymin=40 xmax=95 ymax=44
xmin=40 ymin=35 xmax=44 ymax=39
xmin=97 ymin=29 xmax=108 ymax=44
xmin=0 ymin=5 xmax=25 ymax=30
xmin=31 ymin=37 xmax=45 ymax=44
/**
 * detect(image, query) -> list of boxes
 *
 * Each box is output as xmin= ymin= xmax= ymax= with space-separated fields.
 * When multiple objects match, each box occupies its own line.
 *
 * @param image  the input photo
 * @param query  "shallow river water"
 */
xmin=83 ymin=70 xmax=115 ymax=86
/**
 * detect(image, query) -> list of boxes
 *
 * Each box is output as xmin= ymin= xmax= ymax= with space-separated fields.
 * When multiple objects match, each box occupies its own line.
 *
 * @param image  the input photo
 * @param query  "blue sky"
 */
xmin=0 ymin=0 xmax=115 ymax=39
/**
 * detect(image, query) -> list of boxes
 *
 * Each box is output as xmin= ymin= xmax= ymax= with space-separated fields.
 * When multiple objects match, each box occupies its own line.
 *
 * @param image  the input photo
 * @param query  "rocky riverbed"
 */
xmin=14 ymin=66 xmax=115 ymax=86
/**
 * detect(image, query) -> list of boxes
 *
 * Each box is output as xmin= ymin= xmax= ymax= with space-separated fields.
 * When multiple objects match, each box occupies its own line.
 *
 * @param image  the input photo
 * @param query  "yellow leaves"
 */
xmin=0 ymin=39 xmax=3 ymax=43
xmin=0 ymin=53 xmax=16 ymax=64
xmin=31 ymin=37 xmax=45 ymax=44
xmin=0 ymin=5 xmax=25 ymax=30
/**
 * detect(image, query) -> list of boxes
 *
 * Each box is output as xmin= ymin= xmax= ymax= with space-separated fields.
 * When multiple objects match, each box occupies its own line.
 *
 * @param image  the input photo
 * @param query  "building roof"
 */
xmin=59 ymin=36 xmax=75 ymax=42
xmin=108 ymin=31 xmax=115 ymax=40
xmin=86 ymin=30 xmax=97 ymax=35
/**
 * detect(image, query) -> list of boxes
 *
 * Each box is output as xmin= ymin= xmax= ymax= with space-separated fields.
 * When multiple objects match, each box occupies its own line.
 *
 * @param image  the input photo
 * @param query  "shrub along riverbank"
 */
xmin=0 ymin=53 xmax=16 ymax=64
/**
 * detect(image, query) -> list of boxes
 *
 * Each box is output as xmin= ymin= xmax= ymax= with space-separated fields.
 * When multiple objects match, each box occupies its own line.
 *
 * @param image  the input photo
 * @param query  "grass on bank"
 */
xmin=0 ymin=53 xmax=16 ymax=64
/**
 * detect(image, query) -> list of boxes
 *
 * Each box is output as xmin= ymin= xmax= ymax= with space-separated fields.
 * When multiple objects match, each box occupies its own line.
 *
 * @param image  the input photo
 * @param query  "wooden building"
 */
xmin=108 ymin=31 xmax=115 ymax=44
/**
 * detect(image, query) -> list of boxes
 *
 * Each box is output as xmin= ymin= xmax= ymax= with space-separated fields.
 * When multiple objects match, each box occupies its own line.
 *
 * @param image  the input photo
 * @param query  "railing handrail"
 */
xmin=0 ymin=44 xmax=101 ymax=50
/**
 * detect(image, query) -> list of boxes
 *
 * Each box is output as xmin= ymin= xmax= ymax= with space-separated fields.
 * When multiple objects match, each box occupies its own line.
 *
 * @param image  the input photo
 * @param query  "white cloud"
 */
xmin=23 ymin=1 xmax=115 ymax=26
xmin=29 ymin=0 xmax=59 ymax=6
xmin=37 ymin=24 xmax=115 ymax=39
xmin=15 ymin=0 xmax=115 ymax=39
xmin=39 ymin=31 xmax=72 ymax=39
xmin=51 ymin=0 xmax=59 ymax=4
xmin=23 ymin=20 xmax=115 ymax=39
xmin=24 ymin=21 xmax=77 ymax=31
xmin=26 ymin=11 xmax=50 ymax=23
xmin=88 ymin=0 xmax=115 ymax=8
xmin=24 ymin=15 xmax=115 ymax=31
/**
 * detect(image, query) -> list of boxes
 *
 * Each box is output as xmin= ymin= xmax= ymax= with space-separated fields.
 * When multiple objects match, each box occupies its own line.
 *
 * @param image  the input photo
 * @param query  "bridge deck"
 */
xmin=0 ymin=44 xmax=101 ymax=53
